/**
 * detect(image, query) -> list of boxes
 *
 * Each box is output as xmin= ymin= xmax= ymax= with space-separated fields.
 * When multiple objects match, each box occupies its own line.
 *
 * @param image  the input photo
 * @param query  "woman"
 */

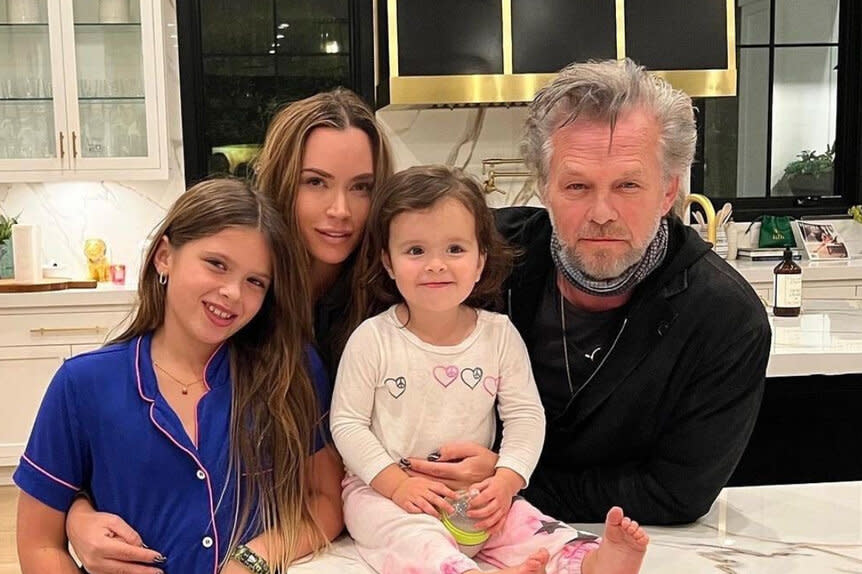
xmin=64 ymin=88 xmax=393 ymax=573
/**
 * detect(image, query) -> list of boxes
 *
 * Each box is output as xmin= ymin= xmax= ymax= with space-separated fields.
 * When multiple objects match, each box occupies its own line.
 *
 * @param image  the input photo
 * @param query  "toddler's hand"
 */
xmin=467 ymin=471 xmax=522 ymax=534
xmin=392 ymin=476 xmax=456 ymax=517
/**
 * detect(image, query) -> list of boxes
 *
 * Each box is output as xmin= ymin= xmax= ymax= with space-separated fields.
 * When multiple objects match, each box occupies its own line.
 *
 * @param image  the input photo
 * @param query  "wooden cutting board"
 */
xmin=0 ymin=278 xmax=99 ymax=293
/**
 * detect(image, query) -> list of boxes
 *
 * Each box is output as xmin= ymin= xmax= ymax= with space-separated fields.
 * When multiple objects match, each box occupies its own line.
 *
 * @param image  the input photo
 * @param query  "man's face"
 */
xmin=544 ymin=108 xmax=679 ymax=280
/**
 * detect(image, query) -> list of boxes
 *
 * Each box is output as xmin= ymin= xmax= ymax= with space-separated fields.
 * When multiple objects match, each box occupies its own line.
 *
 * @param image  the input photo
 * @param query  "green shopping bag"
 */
xmin=758 ymin=215 xmax=796 ymax=248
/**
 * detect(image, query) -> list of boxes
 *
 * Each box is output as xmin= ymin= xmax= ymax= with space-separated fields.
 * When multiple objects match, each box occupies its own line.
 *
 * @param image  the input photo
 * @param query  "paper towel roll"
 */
xmin=12 ymin=224 xmax=42 ymax=282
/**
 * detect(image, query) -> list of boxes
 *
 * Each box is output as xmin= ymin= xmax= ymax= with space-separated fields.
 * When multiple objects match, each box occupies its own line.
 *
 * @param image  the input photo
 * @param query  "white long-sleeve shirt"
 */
xmin=330 ymin=306 xmax=546 ymax=487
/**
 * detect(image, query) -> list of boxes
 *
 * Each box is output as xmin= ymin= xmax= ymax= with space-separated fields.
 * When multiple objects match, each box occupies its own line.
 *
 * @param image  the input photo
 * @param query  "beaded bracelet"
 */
xmin=231 ymin=544 xmax=270 ymax=574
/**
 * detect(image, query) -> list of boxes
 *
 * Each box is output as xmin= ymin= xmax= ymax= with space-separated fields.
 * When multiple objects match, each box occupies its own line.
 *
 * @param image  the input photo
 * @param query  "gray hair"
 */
xmin=521 ymin=58 xmax=697 ymax=193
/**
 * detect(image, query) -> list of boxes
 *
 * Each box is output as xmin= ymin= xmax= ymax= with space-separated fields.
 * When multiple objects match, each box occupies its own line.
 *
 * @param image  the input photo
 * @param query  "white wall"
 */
xmin=0 ymin=0 xmax=183 ymax=281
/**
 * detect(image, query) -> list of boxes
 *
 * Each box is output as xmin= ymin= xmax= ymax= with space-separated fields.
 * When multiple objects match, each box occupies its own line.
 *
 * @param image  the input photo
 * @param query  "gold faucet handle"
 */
xmin=683 ymin=193 xmax=717 ymax=244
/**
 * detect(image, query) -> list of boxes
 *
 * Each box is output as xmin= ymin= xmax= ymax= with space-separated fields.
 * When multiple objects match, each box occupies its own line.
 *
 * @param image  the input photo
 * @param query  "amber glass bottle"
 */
xmin=773 ymin=248 xmax=802 ymax=317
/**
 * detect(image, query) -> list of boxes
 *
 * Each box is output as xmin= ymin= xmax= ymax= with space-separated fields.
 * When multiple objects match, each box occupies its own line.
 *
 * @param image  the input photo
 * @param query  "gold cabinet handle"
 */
xmin=72 ymin=131 xmax=78 ymax=158
xmin=30 ymin=327 xmax=106 ymax=335
xmin=59 ymin=131 xmax=65 ymax=158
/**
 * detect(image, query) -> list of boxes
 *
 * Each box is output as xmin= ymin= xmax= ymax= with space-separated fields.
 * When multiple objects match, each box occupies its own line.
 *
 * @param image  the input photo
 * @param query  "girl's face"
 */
xmin=383 ymin=197 xmax=486 ymax=315
xmin=154 ymin=227 xmax=272 ymax=351
xmin=295 ymin=126 xmax=375 ymax=270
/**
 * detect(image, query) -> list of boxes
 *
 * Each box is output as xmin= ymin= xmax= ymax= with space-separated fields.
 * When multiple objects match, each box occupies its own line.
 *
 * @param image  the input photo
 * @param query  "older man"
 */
xmin=408 ymin=59 xmax=770 ymax=525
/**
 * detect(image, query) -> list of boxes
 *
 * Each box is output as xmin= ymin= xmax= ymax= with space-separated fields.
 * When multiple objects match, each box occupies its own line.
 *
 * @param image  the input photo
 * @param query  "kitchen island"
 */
xmin=288 ymin=481 xmax=862 ymax=573
xmin=733 ymin=299 xmax=862 ymax=486
xmin=767 ymin=298 xmax=862 ymax=377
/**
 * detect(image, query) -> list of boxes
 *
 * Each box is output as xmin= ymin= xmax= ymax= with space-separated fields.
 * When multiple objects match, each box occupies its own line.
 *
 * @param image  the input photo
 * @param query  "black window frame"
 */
xmin=692 ymin=0 xmax=861 ymax=221
xmin=176 ymin=0 xmax=375 ymax=186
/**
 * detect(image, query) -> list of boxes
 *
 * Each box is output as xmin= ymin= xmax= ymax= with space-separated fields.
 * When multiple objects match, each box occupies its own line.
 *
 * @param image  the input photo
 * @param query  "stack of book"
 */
xmin=736 ymin=247 xmax=803 ymax=261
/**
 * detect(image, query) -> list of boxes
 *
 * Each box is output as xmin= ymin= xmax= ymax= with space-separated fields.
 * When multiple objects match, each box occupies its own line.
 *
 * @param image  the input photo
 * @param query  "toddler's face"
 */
xmin=383 ymin=197 xmax=485 ymax=314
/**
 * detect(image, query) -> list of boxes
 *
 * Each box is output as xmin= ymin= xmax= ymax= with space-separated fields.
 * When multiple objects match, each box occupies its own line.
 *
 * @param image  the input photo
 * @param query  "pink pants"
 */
xmin=342 ymin=475 xmax=600 ymax=574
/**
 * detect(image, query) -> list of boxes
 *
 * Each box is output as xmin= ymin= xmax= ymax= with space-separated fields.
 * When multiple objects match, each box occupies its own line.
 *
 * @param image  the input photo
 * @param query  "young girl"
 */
xmin=330 ymin=166 xmax=649 ymax=574
xmin=64 ymin=88 xmax=393 ymax=571
xmin=15 ymin=179 xmax=343 ymax=574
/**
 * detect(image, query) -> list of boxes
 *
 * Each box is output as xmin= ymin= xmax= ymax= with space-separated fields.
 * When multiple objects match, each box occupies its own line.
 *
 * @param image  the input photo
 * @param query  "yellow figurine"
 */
xmin=83 ymin=238 xmax=111 ymax=282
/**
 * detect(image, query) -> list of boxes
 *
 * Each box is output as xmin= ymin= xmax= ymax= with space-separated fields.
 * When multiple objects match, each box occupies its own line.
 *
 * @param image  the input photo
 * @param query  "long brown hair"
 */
xmin=112 ymin=178 xmax=324 ymax=570
xmin=253 ymin=88 xmax=393 ymax=361
xmin=360 ymin=165 xmax=515 ymax=317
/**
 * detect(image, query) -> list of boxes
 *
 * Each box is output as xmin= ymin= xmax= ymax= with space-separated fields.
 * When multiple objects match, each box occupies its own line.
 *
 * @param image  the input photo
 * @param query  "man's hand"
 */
xmin=405 ymin=442 xmax=499 ymax=489
xmin=391 ymin=476 xmax=456 ymax=517
xmin=467 ymin=468 xmax=525 ymax=533
xmin=66 ymin=497 xmax=164 ymax=574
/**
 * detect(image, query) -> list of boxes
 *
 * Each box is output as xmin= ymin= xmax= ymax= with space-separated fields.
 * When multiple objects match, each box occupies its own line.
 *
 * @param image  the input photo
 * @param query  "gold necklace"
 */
xmin=153 ymin=361 xmax=202 ymax=395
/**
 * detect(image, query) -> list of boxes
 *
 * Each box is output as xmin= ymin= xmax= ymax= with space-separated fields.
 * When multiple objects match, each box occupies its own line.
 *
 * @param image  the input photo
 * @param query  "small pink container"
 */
xmin=110 ymin=264 xmax=126 ymax=285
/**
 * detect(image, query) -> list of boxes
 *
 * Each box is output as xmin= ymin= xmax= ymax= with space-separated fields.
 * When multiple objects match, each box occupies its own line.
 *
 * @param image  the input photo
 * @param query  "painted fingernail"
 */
xmin=427 ymin=452 xmax=441 ymax=462
xmin=399 ymin=457 xmax=411 ymax=468
xmin=153 ymin=555 xmax=167 ymax=564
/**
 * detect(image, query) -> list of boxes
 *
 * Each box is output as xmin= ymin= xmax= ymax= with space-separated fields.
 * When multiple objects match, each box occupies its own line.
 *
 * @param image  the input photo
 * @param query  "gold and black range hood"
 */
xmin=376 ymin=0 xmax=736 ymax=110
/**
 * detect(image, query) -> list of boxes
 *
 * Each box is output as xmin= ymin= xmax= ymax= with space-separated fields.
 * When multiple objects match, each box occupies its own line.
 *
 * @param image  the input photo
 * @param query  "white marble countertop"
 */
xmin=767 ymin=299 xmax=862 ymax=377
xmin=287 ymin=481 xmax=862 ymax=573
xmin=730 ymin=256 xmax=862 ymax=283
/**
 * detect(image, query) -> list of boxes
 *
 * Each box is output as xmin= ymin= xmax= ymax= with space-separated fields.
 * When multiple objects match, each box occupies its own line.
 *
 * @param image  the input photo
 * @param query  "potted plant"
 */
xmin=781 ymin=145 xmax=834 ymax=196
xmin=0 ymin=212 xmax=19 ymax=279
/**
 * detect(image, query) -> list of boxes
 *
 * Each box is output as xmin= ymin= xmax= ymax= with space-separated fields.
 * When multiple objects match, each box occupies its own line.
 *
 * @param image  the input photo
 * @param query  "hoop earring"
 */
xmin=158 ymin=272 xmax=167 ymax=286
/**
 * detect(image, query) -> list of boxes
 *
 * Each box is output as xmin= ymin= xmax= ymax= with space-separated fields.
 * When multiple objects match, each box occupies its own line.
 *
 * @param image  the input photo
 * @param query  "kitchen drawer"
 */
xmin=802 ymin=285 xmax=857 ymax=300
xmin=0 ymin=310 xmax=130 ymax=347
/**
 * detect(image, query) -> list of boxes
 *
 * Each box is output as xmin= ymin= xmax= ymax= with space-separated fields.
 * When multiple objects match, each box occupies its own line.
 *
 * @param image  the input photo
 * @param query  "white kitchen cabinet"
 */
xmin=0 ymin=0 xmax=168 ymax=181
xmin=0 ymin=345 xmax=68 ymax=466
xmin=730 ymin=259 xmax=862 ymax=302
xmin=0 ymin=288 xmax=134 ymax=476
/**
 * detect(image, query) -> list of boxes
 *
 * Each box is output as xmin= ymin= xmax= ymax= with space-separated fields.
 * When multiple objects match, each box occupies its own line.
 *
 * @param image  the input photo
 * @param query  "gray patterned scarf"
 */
xmin=551 ymin=218 xmax=669 ymax=297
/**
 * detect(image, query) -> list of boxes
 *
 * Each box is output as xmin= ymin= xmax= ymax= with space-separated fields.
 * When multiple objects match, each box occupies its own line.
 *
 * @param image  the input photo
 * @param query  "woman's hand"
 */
xmin=66 ymin=496 xmax=164 ymax=574
xmin=404 ymin=442 xmax=499 ymax=490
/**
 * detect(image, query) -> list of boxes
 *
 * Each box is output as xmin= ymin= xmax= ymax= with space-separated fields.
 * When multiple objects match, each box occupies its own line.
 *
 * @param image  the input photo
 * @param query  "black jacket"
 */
xmin=495 ymin=207 xmax=770 ymax=525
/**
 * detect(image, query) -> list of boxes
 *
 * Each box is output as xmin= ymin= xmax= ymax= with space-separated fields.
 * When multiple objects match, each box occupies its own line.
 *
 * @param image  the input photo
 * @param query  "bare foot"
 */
xmin=583 ymin=507 xmax=648 ymax=574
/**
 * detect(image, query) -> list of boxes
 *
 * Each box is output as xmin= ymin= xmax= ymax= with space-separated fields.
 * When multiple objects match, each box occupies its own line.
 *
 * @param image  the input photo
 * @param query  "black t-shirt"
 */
xmin=529 ymin=271 xmax=627 ymax=420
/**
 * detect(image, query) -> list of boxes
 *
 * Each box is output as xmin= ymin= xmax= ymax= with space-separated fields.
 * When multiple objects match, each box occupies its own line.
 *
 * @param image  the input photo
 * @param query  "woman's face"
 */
xmin=295 ymin=126 xmax=375 ymax=270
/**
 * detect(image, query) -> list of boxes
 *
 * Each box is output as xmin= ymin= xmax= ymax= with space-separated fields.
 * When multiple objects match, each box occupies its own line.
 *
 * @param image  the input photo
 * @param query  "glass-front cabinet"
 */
xmin=0 ymin=0 xmax=167 ymax=181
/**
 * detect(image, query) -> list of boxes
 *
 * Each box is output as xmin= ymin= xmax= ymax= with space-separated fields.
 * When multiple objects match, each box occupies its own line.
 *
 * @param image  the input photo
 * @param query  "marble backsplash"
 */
xmin=378 ymin=106 xmax=537 ymax=208
xmin=0 ymin=0 xmax=182 ymax=282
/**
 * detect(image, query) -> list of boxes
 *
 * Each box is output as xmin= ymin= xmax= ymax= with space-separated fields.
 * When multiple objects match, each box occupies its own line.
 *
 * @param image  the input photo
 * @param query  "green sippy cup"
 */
xmin=440 ymin=489 xmax=490 ymax=557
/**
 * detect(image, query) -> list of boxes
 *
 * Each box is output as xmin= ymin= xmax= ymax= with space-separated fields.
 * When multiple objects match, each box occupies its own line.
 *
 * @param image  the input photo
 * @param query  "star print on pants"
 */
xmin=534 ymin=520 xmax=567 ymax=535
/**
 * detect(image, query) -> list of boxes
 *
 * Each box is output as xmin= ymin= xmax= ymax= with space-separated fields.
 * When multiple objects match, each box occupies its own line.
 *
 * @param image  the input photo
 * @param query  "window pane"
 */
xmin=701 ymin=48 xmax=769 ymax=199
xmin=199 ymin=0 xmax=351 ymax=178
xmin=201 ymin=0 xmax=273 ymax=54
xmin=771 ymin=46 xmax=838 ymax=196
xmin=736 ymin=47 xmax=770 ymax=197
xmin=702 ymin=98 xmax=738 ymax=199
xmin=775 ymin=0 xmax=839 ymax=44
xmin=738 ymin=0 xmax=770 ymax=45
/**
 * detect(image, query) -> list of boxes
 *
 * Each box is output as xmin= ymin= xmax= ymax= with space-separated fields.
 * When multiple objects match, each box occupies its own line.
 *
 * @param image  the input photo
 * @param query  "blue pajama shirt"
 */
xmin=14 ymin=332 xmax=331 ymax=574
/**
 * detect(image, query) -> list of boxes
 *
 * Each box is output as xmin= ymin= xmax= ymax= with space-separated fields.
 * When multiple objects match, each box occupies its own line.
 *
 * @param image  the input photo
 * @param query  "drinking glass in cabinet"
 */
xmin=79 ymin=100 xmax=146 ymax=157
xmin=0 ymin=101 xmax=55 ymax=159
